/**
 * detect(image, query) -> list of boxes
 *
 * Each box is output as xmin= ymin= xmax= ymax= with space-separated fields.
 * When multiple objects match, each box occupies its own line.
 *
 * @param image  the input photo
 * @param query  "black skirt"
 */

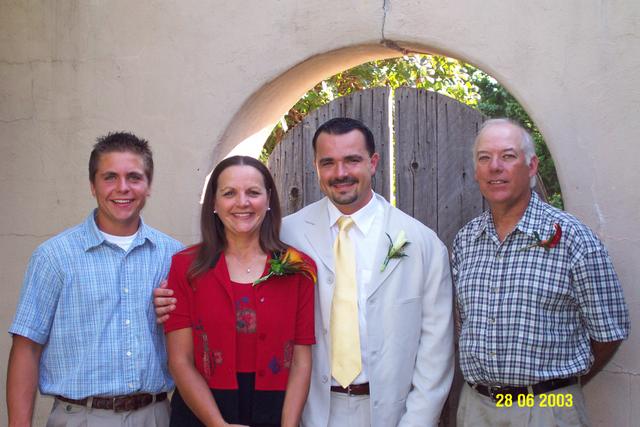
xmin=170 ymin=373 xmax=285 ymax=427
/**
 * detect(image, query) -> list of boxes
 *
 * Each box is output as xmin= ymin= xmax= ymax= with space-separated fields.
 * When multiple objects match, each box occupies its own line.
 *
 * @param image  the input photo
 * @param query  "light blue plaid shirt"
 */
xmin=9 ymin=211 xmax=183 ymax=399
xmin=452 ymin=192 xmax=629 ymax=386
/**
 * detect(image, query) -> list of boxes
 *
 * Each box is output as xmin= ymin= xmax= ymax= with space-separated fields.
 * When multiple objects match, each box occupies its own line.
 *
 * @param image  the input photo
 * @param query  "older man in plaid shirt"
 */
xmin=452 ymin=119 xmax=629 ymax=426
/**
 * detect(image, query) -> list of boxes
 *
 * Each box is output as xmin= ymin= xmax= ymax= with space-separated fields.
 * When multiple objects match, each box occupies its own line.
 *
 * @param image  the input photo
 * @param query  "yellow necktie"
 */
xmin=331 ymin=216 xmax=361 ymax=387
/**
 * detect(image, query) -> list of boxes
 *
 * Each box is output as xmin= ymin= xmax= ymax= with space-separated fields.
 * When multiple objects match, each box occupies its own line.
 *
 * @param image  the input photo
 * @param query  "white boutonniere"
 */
xmin=380 ymin=230 xmax=410 ymax=272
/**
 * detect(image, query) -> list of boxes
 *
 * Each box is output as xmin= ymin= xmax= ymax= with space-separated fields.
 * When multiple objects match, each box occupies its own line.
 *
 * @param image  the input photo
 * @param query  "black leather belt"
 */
xmin=330 ymin=382 xmax=370 ymax=395
xmin=56 ymin=392 xmax=167 ymax=412
xmin=468 ymin=377 xmax=578 ymax=401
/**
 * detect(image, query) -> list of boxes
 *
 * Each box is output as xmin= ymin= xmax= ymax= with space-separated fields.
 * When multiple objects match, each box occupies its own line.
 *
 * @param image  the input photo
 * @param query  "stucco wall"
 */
xmin=1 ymin=1 xmax=638 ymax=425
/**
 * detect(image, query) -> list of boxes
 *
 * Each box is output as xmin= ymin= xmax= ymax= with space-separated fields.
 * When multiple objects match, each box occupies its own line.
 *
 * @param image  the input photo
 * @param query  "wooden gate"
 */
xmin=268 ymin=87 xmax=545 ymax=425
xmin=268 ymin=87 xmax=487 ymax=248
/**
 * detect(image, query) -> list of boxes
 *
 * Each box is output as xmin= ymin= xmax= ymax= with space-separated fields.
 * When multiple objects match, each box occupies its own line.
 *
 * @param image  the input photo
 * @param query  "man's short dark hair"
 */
xmin=312 ymin=117 xmax=376 ymax=156
xmin=89 ymin=132 xmax=154 ymax=183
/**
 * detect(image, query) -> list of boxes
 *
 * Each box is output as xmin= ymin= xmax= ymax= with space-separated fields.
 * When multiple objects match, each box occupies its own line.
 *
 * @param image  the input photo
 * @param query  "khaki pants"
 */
xmin=328 ymin=392 xmax=371 ymax=427
xmin=457 ymin=382 xmax=590 ymax=427
xmin=46 ymin=397 xmax=170 ymax=427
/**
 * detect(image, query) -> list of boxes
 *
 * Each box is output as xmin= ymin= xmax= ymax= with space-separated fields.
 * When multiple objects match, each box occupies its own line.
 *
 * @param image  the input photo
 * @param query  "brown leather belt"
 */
xmin=330 ymin=382 xmax=370 ymax=395
xmin=55 ymin=392 xmax=167 ymax=412
xmin=468 ymin=377 xmax=578 ymax=401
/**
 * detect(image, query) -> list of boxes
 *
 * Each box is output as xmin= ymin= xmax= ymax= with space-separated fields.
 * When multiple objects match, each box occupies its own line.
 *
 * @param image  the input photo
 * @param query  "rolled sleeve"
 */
xmin=9 ymin=247 xmax=63 ymax=344
xmin=572 ymin=248 xmax=629 ymax=342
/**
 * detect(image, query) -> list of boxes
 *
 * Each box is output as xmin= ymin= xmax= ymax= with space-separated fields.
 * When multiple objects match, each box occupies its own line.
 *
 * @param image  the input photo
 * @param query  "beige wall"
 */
xmin=1 ymin=0 xmax=638 ymax=424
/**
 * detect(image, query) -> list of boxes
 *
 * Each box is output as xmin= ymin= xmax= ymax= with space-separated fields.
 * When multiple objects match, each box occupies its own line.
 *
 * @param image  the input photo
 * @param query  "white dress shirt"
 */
xmin=327 ymin=191 xmax=384 ymax=386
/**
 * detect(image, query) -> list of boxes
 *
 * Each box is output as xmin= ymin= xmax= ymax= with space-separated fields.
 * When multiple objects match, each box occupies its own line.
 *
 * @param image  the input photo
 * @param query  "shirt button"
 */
xmin=126 ymin=351 xmax=132 ymax=357
xmin=322 ymin=375 xmax=328 ymax=383
xmin=124 ymin=319 xmax=130 ymax=325
xmin=492 ymin=287 xmax=499 ymax=293
xmin=128 ymin=383 xmax=134 ymax=389
xmin=489 ymin=352 xmax=496 ymax=358
xmin=259 ymin=297 xmax=265 ymax=303
xmin=323 ymin=328 xmax=328 ymax=335
xmin=489 ymin=317 xmax=495 ymax=324
xmin=123 ymin=287 xmax=129 ymax=293
xmin=327 ymin=276 xmax=334 ymax=284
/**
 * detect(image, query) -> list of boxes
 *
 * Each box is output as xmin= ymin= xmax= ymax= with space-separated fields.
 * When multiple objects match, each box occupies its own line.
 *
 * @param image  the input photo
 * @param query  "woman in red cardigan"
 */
xmin=164 ymin=156 xmax=316 ymax=427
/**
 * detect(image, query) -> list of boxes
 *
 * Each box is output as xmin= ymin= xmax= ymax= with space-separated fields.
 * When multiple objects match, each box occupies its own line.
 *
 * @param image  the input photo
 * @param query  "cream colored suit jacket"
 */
xmin=281 ymin=194 xmax=454 ymax=427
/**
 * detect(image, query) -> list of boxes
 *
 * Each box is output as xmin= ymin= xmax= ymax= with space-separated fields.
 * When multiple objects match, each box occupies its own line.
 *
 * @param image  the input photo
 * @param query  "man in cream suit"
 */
xmin=281 ymin=118 xmax=453 ymax=427
xmin=155 ymin=118 xmax=454 ymax=426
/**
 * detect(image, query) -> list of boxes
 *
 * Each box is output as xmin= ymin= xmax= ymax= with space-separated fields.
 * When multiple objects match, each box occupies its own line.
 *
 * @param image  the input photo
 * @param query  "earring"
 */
xmin=267 ymin=207 xmax=271 ymax=211
xmin=213 ymin=210 xmax=217 ymax=215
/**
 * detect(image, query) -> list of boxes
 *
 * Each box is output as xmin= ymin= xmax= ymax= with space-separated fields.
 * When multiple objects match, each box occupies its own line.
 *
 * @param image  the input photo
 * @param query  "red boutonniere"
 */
xmin=253 ymin=247 xmax=317 ymax=286
xmin=520 ymin=223 xmax=562 ymax=251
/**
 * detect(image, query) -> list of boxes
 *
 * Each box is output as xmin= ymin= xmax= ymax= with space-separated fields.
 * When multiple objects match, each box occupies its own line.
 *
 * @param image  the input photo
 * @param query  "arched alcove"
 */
xmin=216 ymin=44 xmax=563 ymax=425
xmin=217 ymin=43 xmax=555 ymax=192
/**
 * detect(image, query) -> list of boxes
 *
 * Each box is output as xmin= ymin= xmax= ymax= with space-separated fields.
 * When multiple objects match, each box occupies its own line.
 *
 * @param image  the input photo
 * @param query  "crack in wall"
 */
xmin=0 ymin=117 xmax=34 ymax=123
xmin=380 ymin=1 xmax=417 ymax=56
xmin=0 ymin=59 xmax=73 ymax=66
xmin=381 ymin=0 xmax=390 ymax=40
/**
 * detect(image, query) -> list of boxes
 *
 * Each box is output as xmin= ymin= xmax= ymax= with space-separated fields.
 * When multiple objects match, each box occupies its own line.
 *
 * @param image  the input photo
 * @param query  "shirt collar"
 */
xmin=81 ymin=209 xmax=156 ymax=251
xmin=472 ymin=191 xmax=544 ymax=241
xmin=514 ymin=191 xmax=546 ymax=238
xmin=472 ymin=211 xmax=491 ymax=241
xmin=327 ymin=191 xmax=379 ymax=235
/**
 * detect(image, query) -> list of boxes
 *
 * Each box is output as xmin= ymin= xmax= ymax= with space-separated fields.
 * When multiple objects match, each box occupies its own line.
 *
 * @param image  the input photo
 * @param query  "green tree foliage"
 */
xmin=262 ymin=54 xmax=562 ymax=208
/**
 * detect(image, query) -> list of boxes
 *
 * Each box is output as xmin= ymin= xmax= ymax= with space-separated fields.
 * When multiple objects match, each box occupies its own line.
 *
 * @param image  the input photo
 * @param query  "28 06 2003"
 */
xmin=495 ymin=393 xmax=574 ymax=408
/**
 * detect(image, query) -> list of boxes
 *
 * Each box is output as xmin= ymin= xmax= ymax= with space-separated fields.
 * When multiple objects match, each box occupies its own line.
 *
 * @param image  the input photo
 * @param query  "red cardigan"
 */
xmin=165 ymin=247 xmax=316 ymax=391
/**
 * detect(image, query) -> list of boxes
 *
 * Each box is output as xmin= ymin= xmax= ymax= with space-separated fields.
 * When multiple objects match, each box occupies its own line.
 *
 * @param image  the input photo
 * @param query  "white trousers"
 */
xmin=328 ymin=391 xmax=371 ymax=427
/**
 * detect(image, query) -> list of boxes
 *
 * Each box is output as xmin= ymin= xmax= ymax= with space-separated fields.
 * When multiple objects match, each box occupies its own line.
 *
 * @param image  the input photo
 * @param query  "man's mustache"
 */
xmin=329 ymin=177 xmax=358 ymax=186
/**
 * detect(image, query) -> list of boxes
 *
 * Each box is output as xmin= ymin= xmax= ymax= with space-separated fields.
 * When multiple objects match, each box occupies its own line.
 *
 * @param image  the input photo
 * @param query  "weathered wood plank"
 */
xmin=395 ymin=87 xmax=439 ymax=230
xmin=461 ymin=112 xmax=486 ymax=229
xmin=436 ymin=96 xmax=481 ymax=249
xmin=371 ymin=87 xmax=391 ymax=199
xmin=302 ymin=109 xmax=323 ymax=207
xmin=394 ymin=87 xmax=417 ymax=216
xmin=269 ymin=132 xmax=283 ymax=209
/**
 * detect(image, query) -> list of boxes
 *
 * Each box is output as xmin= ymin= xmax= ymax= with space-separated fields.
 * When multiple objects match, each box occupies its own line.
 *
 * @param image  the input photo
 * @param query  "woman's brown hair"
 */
xmin=187 ymin=156 xmax=287 ymax=283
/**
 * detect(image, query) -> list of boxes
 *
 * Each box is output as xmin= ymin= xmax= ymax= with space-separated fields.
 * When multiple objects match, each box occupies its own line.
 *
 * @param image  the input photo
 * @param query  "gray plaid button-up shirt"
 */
xmin=452 ymin=192 xmax=629 ymax=386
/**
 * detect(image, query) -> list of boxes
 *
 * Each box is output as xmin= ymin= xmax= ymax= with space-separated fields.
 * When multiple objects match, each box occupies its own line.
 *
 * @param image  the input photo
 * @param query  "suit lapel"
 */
xmin=301 ymin=199 xmax=335 ymax=274
xmin=367 ymin=198 xmax=403 ymax=297
xmin=299 ymin=199 xmax=335 ymax=335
